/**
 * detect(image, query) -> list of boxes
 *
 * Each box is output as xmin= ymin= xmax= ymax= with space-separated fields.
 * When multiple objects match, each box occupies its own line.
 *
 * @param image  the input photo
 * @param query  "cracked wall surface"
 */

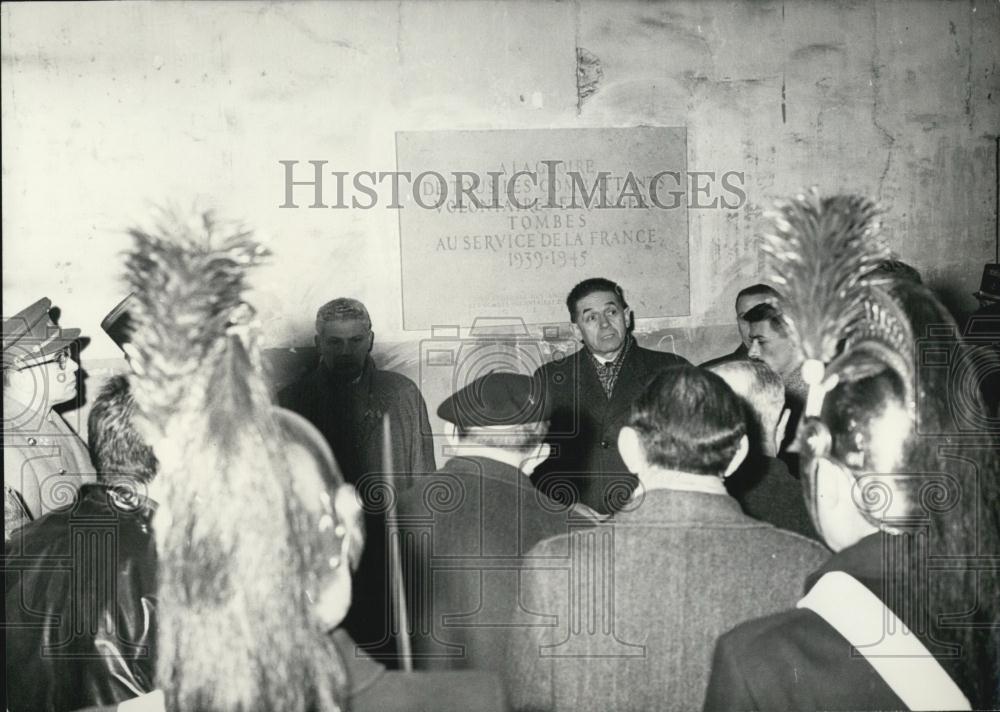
xmin=2 ymin=1 xmax=997 ymax=435
xmin=576 ymin=0 xmax=998 ymax=340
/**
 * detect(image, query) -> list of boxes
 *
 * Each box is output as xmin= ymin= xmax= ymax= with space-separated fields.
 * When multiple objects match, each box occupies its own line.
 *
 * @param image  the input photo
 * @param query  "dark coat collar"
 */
xmin=313 ymin=355 xmax=376 ymax=390
xmin=440 ymin=455 xmax=587 ymax=517
xmin=804 ymin=531 xmax=887 ymax=593
xmin=442 ymin=454 xmax=529 ymax=488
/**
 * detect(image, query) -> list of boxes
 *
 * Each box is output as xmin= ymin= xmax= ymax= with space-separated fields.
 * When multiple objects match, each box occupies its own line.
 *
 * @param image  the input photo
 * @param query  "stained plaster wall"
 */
xmin=2 ymin=0 xmax=997 ymax=446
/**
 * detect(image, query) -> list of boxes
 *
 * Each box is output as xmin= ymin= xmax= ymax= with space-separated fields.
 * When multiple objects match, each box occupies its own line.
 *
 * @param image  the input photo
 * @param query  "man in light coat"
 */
xmin=3 ymin=297 xmax=94 ymax=539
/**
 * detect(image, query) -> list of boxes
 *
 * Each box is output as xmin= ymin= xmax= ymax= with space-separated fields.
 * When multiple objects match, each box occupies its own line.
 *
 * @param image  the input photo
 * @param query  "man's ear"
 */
xmin=570 ymin=322 xmax=582 ymax=342
xmin=812 ymin=458 xmax=881 ymax=552
xmin=617 ymin=426 xmax=646 ymax=474
xmin=775 ymin=408 xmax=791 ymax=453
xmin=723 ymin=434 xmax=749 ymax=478
xmin=811 ymin=458 xmax=848 ymax=546
xmin=813 ymin=458 xmax=843 ymax=510
xmin=624 ymin=306 xmax=634 ymax=331
xmin=367 ymin=330 xmax=375 ymax=353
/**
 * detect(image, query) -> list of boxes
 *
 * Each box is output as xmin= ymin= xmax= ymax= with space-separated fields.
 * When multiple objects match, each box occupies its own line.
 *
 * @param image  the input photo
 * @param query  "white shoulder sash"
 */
xmin=118 ymin=690 xmax=166 ymax=712
xmin=796 ymin=571 xmax=970 ymax=711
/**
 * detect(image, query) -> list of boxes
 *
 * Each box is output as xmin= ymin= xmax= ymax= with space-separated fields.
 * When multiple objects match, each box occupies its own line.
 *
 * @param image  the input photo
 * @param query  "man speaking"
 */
xmin=532 ymin=277 xmax=688 ymax=514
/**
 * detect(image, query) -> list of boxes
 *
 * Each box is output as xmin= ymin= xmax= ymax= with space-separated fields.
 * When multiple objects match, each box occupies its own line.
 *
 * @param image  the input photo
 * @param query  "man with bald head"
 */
xmin=708 ymin=359 xmax=819 ymax=541
xmin=280 ymin=297 xmax=436 ymax=667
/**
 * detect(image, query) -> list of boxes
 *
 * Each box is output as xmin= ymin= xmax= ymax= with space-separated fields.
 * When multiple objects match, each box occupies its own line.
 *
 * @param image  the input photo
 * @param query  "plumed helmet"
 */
xmin=760 ymin=188 xmax=1000 ymax=709
xmin=123 ymin=205 xmax=348 ymax=712
xmin=760 ymin=188 xmax=989 ymax=530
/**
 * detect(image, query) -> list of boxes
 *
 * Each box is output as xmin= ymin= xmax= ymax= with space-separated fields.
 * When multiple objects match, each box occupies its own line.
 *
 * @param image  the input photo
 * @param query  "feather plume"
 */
xmin=761 ymin=188 xmax=890 ymax=366
xmin=122 ymin=206 xmax=268 ymax=427
xmin=119 ymin=206 xmax=345 ymax=711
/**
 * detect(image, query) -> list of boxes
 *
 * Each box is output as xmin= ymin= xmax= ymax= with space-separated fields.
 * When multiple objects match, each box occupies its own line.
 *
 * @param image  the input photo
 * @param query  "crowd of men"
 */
xmin=4 ymin=194 xmax=1000 ymax=712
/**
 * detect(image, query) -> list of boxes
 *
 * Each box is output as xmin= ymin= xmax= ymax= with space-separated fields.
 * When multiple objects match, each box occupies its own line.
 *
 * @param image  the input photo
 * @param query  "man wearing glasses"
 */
xmin=3 ymin=297 xmax=94 ymax=539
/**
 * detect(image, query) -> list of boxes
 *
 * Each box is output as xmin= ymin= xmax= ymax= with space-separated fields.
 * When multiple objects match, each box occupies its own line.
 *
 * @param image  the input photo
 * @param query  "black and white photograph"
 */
xmin=3 ymin=1 xmax=999 ymax=710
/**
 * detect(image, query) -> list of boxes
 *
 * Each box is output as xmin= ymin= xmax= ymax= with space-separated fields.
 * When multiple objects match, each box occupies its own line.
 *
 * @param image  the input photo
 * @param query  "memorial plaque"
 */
xmin=396 ymin=128 xmax=689 ymax=329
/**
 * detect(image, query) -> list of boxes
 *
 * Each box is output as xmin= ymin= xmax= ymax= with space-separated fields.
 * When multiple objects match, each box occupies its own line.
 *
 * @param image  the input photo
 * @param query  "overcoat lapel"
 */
xmin=575 ymin=348 xmax=608 ymax=411
xmin=605 ymin=345 xmax=647 ymax=421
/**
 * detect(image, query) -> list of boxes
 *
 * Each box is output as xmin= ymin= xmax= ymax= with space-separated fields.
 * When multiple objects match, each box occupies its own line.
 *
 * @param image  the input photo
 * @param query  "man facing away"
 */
xmin=8 ymin=376 xmax=354 ymax=712
xmin=709 ymin=359 xmax=821 ymax=542
xmin=6 ymin=375 xmax=160 ymax=712
xmin=6 ymin=376 xmax=496 ymax=712
xmin=399 ymin=372 xmax=600 ymax=674
xmin=7 ymin=245 xmax=360 ymax=712
xmin=279 ymin=297 xmax=436 ymax=665
xmin=700 ymin=283 xmax=779 ymax=367
xmin=532 ymin=277 xmax=688 ymax=514
xmin=704 ymin=192 xmax=999 ymax=712
xmin=504 ymin=365 xmax=829 ymax=712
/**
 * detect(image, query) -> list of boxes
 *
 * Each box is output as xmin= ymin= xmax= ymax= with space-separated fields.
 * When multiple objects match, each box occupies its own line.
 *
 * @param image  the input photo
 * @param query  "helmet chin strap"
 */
xmin=801 ymin=358 xmax=839 ymax=418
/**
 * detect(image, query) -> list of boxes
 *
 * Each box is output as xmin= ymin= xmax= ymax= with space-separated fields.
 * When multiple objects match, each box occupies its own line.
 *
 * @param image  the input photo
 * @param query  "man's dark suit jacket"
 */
xmin=398 ymin=455 xmax=598 ymax=674
xmin=332 ymin=629 xmax=508 ymax=712
xmin=725 ymin=455 xmax=822 ymax=542
xmin=704 ymin=532 xmax=973 ymax=711
xmin=532 ymin=342 xmax=688 ymax=513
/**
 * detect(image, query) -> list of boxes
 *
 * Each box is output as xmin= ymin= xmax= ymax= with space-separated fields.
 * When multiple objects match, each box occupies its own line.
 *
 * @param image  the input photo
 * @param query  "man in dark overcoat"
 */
xmin=532 ymin=277 xmax=688 ymax=513
xmin=399 ymin=371 xmax=599 ymax=674
xmin=279 ymin=297 xmax=436 ymax=666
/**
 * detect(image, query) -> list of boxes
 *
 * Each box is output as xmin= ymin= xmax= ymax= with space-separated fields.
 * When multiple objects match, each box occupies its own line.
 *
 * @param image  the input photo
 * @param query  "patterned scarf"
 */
xmin=591 ymin=335 xmax=633 ymax=398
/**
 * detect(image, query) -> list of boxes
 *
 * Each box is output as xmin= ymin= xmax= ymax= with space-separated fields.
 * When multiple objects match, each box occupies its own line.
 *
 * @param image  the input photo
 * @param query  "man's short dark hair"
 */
xmin=741 ymin=301 xmax=788 ymax=335
xmin=628 ymin=365 xmax=746 ymax=476
xmin=736 ymin=283 xmax=779 ymax=304
xmin=566 ymin=277 xmax=628 ymax=323
xmin=88 ymin=375 xmax=158 ymax=484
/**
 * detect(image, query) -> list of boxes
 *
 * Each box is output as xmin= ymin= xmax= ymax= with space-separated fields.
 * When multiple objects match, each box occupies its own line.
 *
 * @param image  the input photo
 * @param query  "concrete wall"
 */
xmin=3 ymin=0 xmax=998 ymax=443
